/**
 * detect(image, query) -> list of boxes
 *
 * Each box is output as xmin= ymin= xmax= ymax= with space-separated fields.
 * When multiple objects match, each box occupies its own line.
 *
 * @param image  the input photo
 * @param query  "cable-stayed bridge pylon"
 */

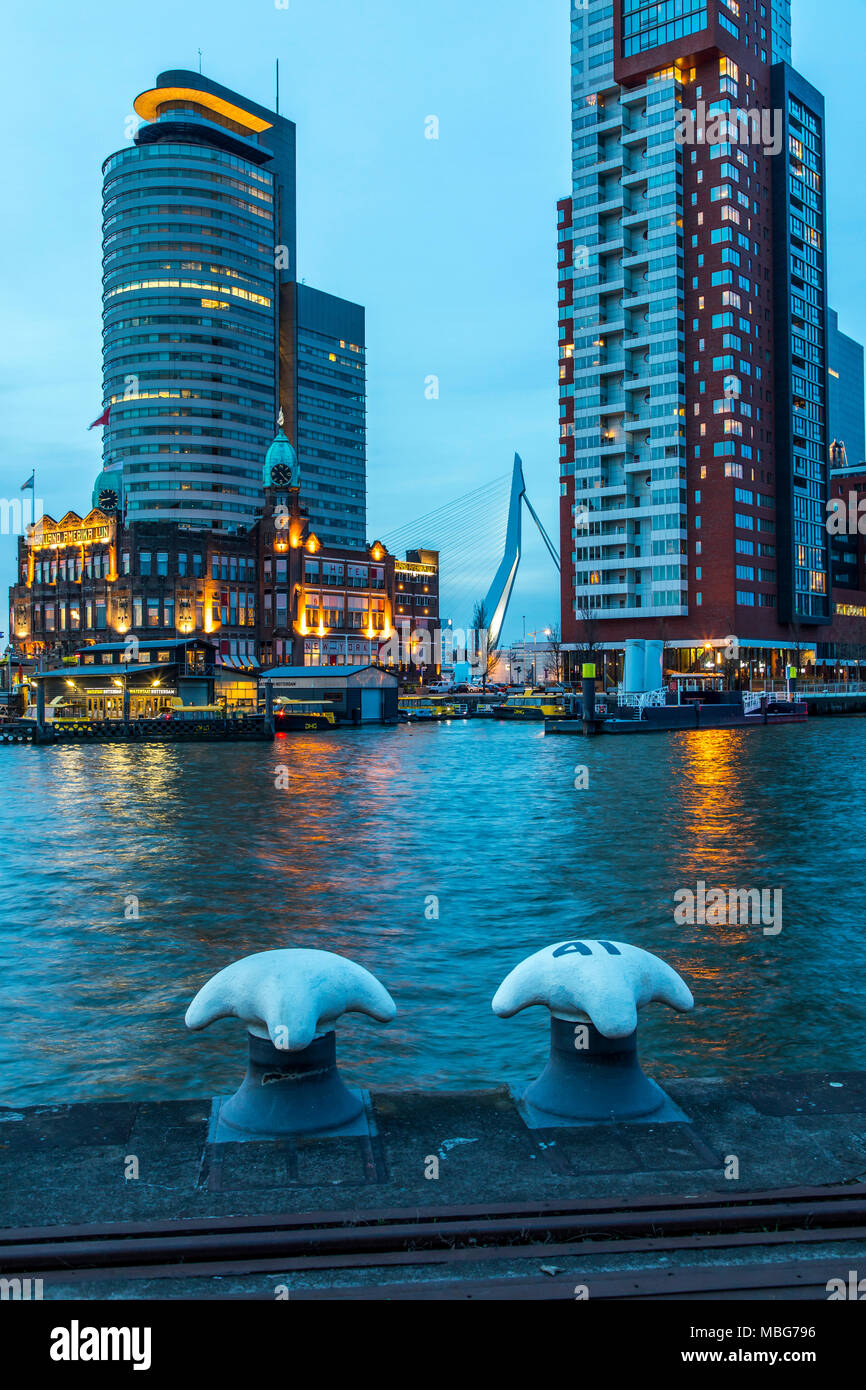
xmin=378 ymin=453 xmax=560 ymax=647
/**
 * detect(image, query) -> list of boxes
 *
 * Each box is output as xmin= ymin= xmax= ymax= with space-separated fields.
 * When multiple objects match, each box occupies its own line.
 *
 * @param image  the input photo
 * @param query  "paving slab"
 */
xmin=2 ymin=1072 xmax=865 ymax=1297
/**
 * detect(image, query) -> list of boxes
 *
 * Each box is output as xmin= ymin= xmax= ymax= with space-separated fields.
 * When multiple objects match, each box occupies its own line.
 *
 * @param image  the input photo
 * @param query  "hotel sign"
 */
xmin=395 ymin=564 xmax=437 ymax=579
xmin=44 ymin=520 xmax=113 ymax=548
xmin=35 ymin=511 xmax=116 ymax=550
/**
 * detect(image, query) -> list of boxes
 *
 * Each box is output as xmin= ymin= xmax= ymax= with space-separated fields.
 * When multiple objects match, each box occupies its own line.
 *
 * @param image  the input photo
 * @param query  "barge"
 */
xmin=546 ymin=689 xmax=808 ymax=736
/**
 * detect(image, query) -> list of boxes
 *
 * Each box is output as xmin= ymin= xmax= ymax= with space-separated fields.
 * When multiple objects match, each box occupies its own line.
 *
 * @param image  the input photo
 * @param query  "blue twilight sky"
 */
xmin=1 ymin=0 xmax=864 ymax=643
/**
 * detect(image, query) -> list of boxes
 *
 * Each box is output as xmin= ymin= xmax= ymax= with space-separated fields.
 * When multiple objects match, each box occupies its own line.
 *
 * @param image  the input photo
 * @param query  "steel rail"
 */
xmin=2 ymin=1186 xmax=865 ymax=1281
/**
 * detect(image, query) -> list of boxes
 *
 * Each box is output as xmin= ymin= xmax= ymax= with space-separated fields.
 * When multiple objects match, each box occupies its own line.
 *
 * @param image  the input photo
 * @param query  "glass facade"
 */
xmin=622 ymin=0 xmax=708 ymax=58
xmin=828 ymin=310 xmax=866 ymax=467
xmin=770 ymin=0 xmax=792 ymax=63
xmin=771 ymin=64 xmax=831 ymax=622
xmin=294 ymin=286 xmax=367 ymax=549
xmin=100 ymin=73 xmax=296 ymax=534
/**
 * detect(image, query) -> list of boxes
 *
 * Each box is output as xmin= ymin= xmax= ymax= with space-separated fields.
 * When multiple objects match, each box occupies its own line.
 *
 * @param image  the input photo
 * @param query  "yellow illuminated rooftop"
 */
xmin=133 ymin=86 xmax=272 ymax=133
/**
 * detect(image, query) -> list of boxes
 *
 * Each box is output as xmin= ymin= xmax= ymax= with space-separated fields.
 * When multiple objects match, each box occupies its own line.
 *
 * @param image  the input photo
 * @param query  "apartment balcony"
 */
xmin=622 ymin=290 xmax=652 ymax=311
xmin=622 ymin=194 xmax=651 ymax=217
xmin=623 ymin=330 xmax=657 ymax=351
xmin=594 ymin=204 xmax=625 ymax=224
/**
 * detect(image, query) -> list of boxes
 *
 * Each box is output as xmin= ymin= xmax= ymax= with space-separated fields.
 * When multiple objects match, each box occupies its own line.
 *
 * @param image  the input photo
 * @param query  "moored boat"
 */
xmin=494 ymin=693 xmax=568 ymax=721
xmin=272 ymin=698 xmax=338 ymax=731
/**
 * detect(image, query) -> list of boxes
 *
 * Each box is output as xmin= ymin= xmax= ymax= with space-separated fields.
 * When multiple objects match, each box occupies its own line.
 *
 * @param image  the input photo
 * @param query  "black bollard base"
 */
xmin=211 ymin=1030 xmax=369 ymax=1141
xmin=516 ymin=1017 xmax=689 ymax=1128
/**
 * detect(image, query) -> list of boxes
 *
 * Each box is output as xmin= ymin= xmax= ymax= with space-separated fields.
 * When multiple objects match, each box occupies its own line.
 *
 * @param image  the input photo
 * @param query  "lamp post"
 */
xmin=526 ymin=630 xmax=543 ymax=687
xmin=112 ymin=676 xmax=130 ymax=722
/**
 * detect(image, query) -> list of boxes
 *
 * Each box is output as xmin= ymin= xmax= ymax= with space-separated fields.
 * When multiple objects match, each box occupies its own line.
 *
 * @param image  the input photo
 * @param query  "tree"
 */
xmin=573 ymin=605 xmax=601 ymax=683
xmin=472 ymin=599 xmax=500 ymax=690
xmin=575 ymin=604 xmax=601 ymax=654
xmin=546 ymin=623 xmax=563 ymax=683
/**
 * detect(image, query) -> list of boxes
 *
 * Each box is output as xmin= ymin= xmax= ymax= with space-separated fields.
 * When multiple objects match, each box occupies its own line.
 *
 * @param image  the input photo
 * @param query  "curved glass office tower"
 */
xmin=100 ymin=71 xmax=296 ymax=533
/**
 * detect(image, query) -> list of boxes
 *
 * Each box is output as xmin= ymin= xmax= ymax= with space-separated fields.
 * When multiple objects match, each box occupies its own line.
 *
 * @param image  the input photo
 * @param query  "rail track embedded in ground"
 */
xmin=2 ymin=1182 xmax=864 ymax=1299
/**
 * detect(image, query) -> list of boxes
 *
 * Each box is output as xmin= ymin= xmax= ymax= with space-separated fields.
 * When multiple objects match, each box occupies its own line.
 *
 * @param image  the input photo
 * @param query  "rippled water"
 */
xmin=1 ymin=718 xmax=865 ymax=1106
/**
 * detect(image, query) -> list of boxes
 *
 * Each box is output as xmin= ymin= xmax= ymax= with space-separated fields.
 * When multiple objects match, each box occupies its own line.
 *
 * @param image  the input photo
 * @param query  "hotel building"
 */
xmin=9 ymin=431 xmax=439 ymax=682
xmin=257 ymin=431 xmax=440 ymax=674
xmin=558 ymin=1 xmax=840 ymax=683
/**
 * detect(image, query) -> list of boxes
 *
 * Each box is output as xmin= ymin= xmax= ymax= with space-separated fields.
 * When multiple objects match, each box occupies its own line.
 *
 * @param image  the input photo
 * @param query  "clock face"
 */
xmin=270 ymin=462 xmax=292 ymax=487
xmin=98 ymin=488 xmax=119 ymax=513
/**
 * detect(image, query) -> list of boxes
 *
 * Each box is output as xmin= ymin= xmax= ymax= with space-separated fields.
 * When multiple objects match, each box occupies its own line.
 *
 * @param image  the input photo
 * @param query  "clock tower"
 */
xmin=263 ymin=410 xmax=300 ymax=491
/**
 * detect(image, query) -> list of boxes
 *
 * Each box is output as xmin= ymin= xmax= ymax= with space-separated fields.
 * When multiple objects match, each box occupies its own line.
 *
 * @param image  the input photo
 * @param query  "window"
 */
xmin=139 ymin=551 xmax=152 ymax=577
xmin=147 ymin=598 xmax=160 ymax=627
xmin=177 ymin=552 xmax=188 ymax=577
xmin=156 ymin=552 xmax=169 ymax=577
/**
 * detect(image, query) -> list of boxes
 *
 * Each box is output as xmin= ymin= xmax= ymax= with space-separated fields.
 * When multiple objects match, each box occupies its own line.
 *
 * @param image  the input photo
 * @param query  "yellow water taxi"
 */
xmin=272 ymin=698 xmax=338 ymax=731
xmin=398 ymin=695 xmax=468 ymax=723
xmin=493 ymin=693 xmax=568 ymax=721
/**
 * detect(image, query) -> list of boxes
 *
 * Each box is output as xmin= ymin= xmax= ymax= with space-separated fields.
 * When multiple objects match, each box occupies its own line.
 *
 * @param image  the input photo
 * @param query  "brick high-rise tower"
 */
xmin=558 ymin=1 xmax=832 ymax=683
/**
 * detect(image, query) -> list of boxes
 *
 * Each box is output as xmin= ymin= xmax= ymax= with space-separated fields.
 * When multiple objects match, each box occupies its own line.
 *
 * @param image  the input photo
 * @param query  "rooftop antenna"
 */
xmin=275 ymin=58 xmax=280 ymax=115
xmin=197 ymin=49 xmax=203 ymax=74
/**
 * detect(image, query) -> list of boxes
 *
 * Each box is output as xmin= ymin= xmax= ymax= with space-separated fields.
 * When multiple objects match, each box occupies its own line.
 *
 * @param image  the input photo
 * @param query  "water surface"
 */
xmin=1 ymin=719 xmax=864 ymax=1105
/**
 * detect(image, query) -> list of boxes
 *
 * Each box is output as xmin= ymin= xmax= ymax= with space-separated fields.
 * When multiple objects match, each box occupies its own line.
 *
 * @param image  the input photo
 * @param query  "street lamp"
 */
xmin=111 ymin=675 xmax=130 ymax=722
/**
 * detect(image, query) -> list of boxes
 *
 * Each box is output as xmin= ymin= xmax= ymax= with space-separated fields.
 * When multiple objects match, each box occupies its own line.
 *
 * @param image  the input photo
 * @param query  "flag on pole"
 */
xmin=89 ymin=403 xmax=112 ymax=430
xmin=20 ymin=472 xmax=34 ymax=492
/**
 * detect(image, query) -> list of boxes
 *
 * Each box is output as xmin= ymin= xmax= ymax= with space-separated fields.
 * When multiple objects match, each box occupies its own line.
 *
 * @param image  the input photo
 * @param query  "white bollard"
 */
xmin=492 ymin=939 xmax=694 ymax=1125
xmin=186 ymin=948 xmax=396 ymax=1138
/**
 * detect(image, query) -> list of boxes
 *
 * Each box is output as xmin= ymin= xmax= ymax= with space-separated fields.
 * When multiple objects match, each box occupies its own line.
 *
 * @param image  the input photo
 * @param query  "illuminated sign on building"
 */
xmin=33 ymin=511 xmax=116 ymax=551
xmin=395 ymin=564 xmax=437 ymax=579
